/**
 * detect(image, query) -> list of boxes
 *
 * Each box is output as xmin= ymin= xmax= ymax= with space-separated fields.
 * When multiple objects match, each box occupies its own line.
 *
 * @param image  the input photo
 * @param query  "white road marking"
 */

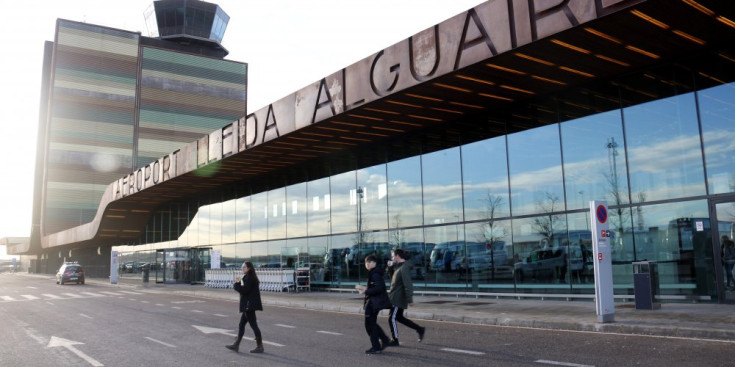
xmin=172 ymin=300 xmax=205 ymax=304
xmin=536 ymin=360 xmax=594 ymax=367
xmin=22 ymin=295 xmax=40 ymax=300
xmin=119 ymin=291 xmax=143 ymax=295
xmin=191 ymin=310 xmax=204 ymax=313
xmin=80 ymin=292 xmax=104 ymax=297
xmin=42 ymin=294 xmax=62 ymax=299
xmin=275 ymin=324 xmax=296 ymax=328
xmin=171 ymin=306 xmax=182 ymax=309
xmin=316 ymin=331 xmax=343 ymax=336
xmin=192 ymin=325 xmax=285 ymax=347
xmin=145 ymin=337 xmax=176 ymax=348
xmin=213 ymin=314 xmax=228 ymax=317
xmin=47 ymin=336 xmax=104 ymax=367
xmin=62 ymin=293 xmax=83 ymax=298
xmin=99 ymin=291 xmax=123 ymax=296
xmin=1 ymin=296 xmax=15 ymax=301
xmin=26 ymin=286 xmax=38 ymax=289
xmin=441 ymin=348 xmax=485 ymax=356
xmin=79 ymin=314 xmax=93 ymax=319
xmin=155 ymin=304 xmax=165 ymax=306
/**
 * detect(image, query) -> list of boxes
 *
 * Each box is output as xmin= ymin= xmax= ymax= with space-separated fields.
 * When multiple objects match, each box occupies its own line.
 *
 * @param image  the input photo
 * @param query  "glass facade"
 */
xmin=113 ymin=64 xmax=735 ymax=302
xmin=45 ymin=20 xmax=139 ymax=234
xmin=43 ymin=20 xmax=247 ymax=236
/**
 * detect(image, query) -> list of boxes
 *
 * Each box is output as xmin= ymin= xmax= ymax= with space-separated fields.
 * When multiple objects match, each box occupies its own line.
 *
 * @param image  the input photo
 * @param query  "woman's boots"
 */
xmin=226 ymin=336 xmax=263 ymax=353
xmin=250 ymin=337 xmax=264 ymax=353
xmin=225 ymin=337 xmax=241 ymax=352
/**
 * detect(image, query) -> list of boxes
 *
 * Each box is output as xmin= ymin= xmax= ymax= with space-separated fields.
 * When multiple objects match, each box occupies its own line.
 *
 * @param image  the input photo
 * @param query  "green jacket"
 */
xmin=388 ymin=261 xmax=414 ymax=309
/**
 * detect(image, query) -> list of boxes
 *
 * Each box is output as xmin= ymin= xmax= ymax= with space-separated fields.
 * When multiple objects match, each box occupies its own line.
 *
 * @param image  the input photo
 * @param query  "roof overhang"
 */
xmin=39 ymin=0 xmax=735 ymax=252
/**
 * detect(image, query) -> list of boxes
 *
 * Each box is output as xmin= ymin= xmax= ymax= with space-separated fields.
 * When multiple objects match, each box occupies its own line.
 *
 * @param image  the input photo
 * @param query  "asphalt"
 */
xmin=17 ymin=273 xmax=735 ymax=342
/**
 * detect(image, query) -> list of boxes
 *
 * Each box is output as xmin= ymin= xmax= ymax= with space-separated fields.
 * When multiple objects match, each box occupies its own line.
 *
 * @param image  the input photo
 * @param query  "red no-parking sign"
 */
xmin=590 ymin=200 xmax=614 ymax=323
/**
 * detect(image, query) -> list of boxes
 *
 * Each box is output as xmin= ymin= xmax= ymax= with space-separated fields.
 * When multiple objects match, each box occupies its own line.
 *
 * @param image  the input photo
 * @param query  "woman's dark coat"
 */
xmin=233 ymin=274 xmax=263 ymax=312
xmin=363 ymin=266 xmax=392 ymax=314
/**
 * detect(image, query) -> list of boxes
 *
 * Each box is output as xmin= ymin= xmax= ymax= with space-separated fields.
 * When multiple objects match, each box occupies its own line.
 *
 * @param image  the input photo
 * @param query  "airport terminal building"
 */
xmin=14 ymin=0 xmax=735 ymax=304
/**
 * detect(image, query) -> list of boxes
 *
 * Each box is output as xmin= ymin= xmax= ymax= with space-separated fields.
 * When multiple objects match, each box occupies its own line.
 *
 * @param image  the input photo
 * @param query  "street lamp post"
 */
xmin=356 ymin=186 xmax=364 ymax=279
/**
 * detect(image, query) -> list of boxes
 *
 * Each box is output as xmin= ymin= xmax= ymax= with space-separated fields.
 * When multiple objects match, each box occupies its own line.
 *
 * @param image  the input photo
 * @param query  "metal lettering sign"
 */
xmin=590 ymin=200 xmax=614 ymax=323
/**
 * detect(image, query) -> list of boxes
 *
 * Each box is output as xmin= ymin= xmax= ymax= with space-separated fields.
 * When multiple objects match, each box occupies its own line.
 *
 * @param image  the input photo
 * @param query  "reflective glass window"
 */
xmin=180 ymin=201 xmax=197 ymax=246
xmin=268 ymin=187 xmax=286 ymax=240
xmin=197 ymin=201 xmax=211 ymax=246
xmin=425 ymin=224 xmax=464 ymax=286
xmin=465 ymin=218 xmax=513 ymax=285
xmin=235 ymin=196 xmax=251 ymax=243
xmin=508 ymin=124 xmax=565 ymax=216
xmin=331 ymin=171 xmax=357 ymax=234
xmin=220 ymin=239 xmax=238 ymax=266
xmin=561 ymin=111 xmax=629 ymax=210
xmin=222 ymin=198 xmax=236 ymax=244
xmin=286 ymin=182 xmax=307 ymax=238
xmin=318 ymin=235 xmax=341 ymax=284
xmin=511 ymin=214 xmax=568 ymax=292
xmin=699 ymin=83 xmax=735 ymax=195
xmin=422 ymin=147 xmax=463 ymax=226
xmin=250 ymin=191 xmax=268 ymax=242
xmin=308 ymin=177 xmax=330 ymax=236
xmin=387 ymin=156 xmax=423 ymax=228
xmin=462 ymin=137 xmax=510 ymax=222
xmin=208 ymin=201 xmax=223 ymax=245
xmin=623 ymin=93 xmax=706 ymax=202
xmin=357 ymin=164 xmax=388 ymax=232
xmin=629 ymin=200 xmax=711 ymax=296
xmin=331 ymin=233 xmax=358 ymax=283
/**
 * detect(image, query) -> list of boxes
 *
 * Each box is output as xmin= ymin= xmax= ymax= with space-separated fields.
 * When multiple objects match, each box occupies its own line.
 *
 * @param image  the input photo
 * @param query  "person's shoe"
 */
xmin=417 ymin=327 xmax=426 ymax=342
xmin=250 ymin=337 xmax=264 ymax=353
xmin=365 ymin=347 xmax=382 ymax=354
xmin=225 ymin=337 xmax=242 ymax=353
xmin=385 ymin=339 xmax=399 ymax=347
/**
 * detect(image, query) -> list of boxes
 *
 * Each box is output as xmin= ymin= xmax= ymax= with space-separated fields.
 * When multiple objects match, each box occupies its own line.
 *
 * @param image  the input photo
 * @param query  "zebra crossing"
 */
xmin=0 ymin=290 xmax=145 ymax=303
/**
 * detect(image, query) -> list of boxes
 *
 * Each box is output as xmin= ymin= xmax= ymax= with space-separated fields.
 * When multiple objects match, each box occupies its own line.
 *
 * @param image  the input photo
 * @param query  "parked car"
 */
xmin=56 ymin=262 xmax=85 ymax=285
xmin=514 ymin=245 xmax=584 ymax=282
xmin=455 ymin=241 xmax=509 ymax=273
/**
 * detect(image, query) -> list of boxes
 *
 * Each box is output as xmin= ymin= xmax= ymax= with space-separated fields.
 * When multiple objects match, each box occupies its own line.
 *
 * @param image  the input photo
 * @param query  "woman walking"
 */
xmin=226 ymin=261 xmax=264 ymax=353
xmin=356 ymin=254 xmax=392 ymax=354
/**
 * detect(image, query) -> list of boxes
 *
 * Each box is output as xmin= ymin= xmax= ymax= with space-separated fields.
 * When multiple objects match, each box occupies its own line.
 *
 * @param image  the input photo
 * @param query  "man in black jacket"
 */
xmin=386 ymin=248 xmax=426 ymax=346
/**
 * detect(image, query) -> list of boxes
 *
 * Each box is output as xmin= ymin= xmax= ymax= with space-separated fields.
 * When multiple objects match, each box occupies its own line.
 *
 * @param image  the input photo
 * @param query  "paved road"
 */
xmin=2 ymin=273 xmax=735 ymax=366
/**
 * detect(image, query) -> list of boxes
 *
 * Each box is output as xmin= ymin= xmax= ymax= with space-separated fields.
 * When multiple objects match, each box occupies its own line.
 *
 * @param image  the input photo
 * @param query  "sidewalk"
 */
xmin=85 ymin=276 xmax=735 ymax=343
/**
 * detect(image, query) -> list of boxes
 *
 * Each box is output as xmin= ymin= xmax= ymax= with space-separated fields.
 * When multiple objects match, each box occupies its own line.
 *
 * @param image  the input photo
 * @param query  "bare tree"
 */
xmin=475 ymin=191 xmax=506 ymax=246
xmin=475 ymin=191 xmax=508 ymax=278
xmin=533 ymin=192 xmax=563 ymax=246
xmin=390 ymin=214 xmax=404 ymax=248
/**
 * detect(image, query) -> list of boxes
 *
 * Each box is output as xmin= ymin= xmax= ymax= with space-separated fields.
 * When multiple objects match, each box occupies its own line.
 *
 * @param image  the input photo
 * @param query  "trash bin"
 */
xmin=633 ymin=261 xmax=660 ymax=310
xmin=142 ymin=267 xmax=150 ymax=283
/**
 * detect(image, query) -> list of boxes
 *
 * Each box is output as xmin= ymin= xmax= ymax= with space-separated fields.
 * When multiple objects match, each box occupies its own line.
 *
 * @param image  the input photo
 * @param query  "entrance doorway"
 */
xmin=710 ymin=198 xmax=735 ymax=303
xmin=154 ymin=248 xmax=211 ymax=284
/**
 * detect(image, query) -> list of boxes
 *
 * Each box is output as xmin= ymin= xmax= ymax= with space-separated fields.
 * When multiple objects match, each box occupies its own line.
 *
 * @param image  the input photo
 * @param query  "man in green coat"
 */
xmin=385 ymin=248 xmax=426 ymax=347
